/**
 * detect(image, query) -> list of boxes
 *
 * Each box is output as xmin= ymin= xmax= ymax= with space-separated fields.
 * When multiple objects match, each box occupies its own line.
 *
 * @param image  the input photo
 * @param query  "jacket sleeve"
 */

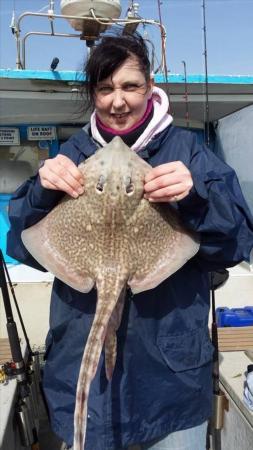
xmin=6 ymin=137 xmax=86 ymax=270
xmin=178 ymin=135 xmax=253 ymax=271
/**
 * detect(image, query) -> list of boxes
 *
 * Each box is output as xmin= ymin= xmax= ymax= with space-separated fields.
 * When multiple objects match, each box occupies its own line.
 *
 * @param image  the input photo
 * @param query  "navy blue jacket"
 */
xmin=7 ymin=126 xmax=253 ymax=450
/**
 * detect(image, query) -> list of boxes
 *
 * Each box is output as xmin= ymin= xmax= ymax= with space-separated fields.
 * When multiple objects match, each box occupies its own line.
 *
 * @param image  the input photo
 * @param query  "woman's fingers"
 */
xmin=145 ymin=191 xmax=190 ymax=203
xmin=144 ymin=173 xmax=190 ymax=193
xmin=144 ymin=161 xmax=193 ymax=203
xmin=56 ymin=155 xmax=84 ymax=185
xmin=39 ymin=155 xmax=85 ymax=197
xmin=144 ymin=185 xmax=190 ymax=201
xmin=145 ymin=162 xmax=182 ymax=183
xmin=40 ymin=173 xmax=83 ymax=198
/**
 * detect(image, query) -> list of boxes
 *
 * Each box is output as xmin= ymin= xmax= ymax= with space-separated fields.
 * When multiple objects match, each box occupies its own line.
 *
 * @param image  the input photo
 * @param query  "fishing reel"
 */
xmin=0 ymin=250 xmax=43 ymax=448
xmin=0 ymin=360 xmax=18 ymax=382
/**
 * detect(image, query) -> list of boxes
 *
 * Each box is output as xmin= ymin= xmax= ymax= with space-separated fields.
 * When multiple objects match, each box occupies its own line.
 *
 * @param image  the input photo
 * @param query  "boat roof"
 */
xmin=1 ymin=69 xmax=253 ymax=128
xmin=1 ymin=69 xmax=253 ymax=84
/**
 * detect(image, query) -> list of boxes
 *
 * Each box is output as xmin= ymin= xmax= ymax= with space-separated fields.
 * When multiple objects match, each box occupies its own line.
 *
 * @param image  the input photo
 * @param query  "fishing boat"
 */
xmin=0 ymin=1 xmax=253 ymax=449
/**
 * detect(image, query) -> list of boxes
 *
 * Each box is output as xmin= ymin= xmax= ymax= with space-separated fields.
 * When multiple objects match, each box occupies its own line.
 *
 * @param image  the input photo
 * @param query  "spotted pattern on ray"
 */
xmin=21 ymin=136 xmax=199 ymax=450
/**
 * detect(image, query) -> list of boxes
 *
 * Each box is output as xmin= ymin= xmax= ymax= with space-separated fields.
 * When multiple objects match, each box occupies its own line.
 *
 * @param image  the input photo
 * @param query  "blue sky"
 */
xmin=0 ymin=0 xmax=253 ymax=75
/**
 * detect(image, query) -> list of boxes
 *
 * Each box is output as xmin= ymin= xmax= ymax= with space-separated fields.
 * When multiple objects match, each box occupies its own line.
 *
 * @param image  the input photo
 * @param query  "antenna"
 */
xmin=156 ymin=0 xmax=172 ymax=114
xmin=182 ymin=60 xmax=190 ymax=128
xmin=202 ymin=0 xmax=210 ymax=146
xmin=156 ymin=0 xmax=168 ymax=74
xmin=123 ymin=2 xmax=140 ymax=35
xmin=10 ymin=0 xmax=17 ymax=35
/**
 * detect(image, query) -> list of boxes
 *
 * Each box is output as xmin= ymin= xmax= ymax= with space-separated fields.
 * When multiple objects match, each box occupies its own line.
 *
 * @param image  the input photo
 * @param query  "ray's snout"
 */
xmin=80 ymin=136 xmax=149 ymax=224
xmin=95 ymin=173 xmax=135 ymax=198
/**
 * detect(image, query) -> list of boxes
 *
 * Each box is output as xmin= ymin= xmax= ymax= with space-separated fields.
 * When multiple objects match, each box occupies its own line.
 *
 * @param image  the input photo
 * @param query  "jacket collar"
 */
xmin=72 ymin=126 xmax=98 ymax=158
xmin=74 ymin=121 xmax=173 ymax=161
xmin=138 ymin=125 xmax=174 ymax=160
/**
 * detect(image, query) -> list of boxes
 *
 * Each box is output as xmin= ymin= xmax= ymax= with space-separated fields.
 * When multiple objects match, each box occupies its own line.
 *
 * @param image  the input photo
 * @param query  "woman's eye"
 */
xmin=97 ymin=86 xmax=113 ymax=94
xmin=123 ymin=84 xmax=139 ymax=92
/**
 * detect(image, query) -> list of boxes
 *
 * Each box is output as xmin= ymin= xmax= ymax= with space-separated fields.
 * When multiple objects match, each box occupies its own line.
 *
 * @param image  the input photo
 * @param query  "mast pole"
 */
xmin=202 ymin=0 xmax=210 ymax=146
xmin=182 ymin=60 xmax=190 ymax=128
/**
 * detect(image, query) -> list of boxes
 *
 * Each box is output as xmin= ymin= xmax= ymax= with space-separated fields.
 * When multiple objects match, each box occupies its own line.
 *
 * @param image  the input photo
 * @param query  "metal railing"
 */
xmin=12 ymin=8 xmax=166 ymax=71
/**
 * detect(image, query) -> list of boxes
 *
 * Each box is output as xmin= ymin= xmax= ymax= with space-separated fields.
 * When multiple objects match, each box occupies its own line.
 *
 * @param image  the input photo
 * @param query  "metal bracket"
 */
xmin=212 ymin=390 xmax=229 ymax=430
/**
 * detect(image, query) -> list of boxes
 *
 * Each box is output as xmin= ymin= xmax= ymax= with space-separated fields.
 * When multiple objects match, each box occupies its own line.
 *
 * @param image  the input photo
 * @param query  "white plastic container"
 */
xmin=61 ymin=0 xmax=121 ymax=31
xmin=244 ymin=365 xmax=253 ymax=411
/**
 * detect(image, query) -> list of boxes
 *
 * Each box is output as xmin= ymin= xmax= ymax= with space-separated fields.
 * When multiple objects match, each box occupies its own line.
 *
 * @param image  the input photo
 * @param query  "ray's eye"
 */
xmin=96 ymin=175 xmax=105 ymax=193
xmin=125 ymin=176 xmax=134 ymax=195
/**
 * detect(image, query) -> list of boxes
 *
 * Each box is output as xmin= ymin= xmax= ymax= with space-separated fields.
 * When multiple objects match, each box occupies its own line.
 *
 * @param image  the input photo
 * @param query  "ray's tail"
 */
xmin=104 ymin=286 xmax=126 ymax=381
xmin=73 ymin=276 xmax=127 ymax=450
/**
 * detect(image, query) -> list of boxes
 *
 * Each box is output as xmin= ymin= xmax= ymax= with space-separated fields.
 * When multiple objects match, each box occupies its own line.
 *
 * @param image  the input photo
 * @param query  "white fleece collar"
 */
xmin=89 ymin=86 xmax=173 ymax=152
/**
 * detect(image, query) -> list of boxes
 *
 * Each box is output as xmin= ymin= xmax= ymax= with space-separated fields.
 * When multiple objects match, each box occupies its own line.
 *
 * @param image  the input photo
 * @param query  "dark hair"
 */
xmin=83 ymin=32 xmax=151 ymax=109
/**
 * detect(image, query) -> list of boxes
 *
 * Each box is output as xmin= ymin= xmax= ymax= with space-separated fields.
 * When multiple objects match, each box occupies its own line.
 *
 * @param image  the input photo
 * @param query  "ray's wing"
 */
xmin=128 ymin=200 xmax=199 ymax=294
xmin=21 ymin=196 xmax=94 ymax=292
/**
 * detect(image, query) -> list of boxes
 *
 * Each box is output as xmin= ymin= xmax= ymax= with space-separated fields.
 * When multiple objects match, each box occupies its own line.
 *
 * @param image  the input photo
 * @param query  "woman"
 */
xmin=7 ymin=33 xmax=253 ymax=450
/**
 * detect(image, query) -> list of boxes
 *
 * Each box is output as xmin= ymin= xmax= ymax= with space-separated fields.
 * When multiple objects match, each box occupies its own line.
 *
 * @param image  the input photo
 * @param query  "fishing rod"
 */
xmin=182 ymin=60 xmax=190 ymax=128
xmin=209 ymin=273 xmax=222 ymax=450
xmin=208 ymin=273 xmax=229 ymax=450
xmin=1 ymin=250 xmax=43 ymax=403
xmin=201 ymin=3 xmax=228 ymax=449
xmin=0 ymin=249 xmax=41 ymax=449
xmin=202 ymin=0 xmax=210 ymax=147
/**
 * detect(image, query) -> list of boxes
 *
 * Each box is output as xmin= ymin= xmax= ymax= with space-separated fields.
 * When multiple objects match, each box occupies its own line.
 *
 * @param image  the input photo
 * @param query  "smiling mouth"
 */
xmin=111 ymin=113 xmax=130 ymax=119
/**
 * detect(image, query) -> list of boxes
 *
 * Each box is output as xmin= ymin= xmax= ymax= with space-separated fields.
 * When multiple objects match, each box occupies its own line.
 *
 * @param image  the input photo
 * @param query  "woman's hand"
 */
xmin=144 ymin=161 xmax=193 ymax=203
xmin=39 ymin=154 xmax=85 ymax=198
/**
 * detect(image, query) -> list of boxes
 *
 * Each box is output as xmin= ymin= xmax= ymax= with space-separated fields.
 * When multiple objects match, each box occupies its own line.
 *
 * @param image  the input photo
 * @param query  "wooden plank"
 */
xmin=218 ymin=327 xmax=253 ymax=334
xmin=219 ymin=337 xmax=253 ymax=341
xmin=218 ymin=332 xmax=253 ymax=336
xmin=219 ymin=341 xmax=253 ymax=345
xmin=220 ymin=346 xmax=253 ymax=351
xmin=219 ymin=344 xmax=253 ymax=348
xmin=0 ymin=338 xmax=12 ymax=364
xmin=217 ymin=326 xmax=253 ymax=352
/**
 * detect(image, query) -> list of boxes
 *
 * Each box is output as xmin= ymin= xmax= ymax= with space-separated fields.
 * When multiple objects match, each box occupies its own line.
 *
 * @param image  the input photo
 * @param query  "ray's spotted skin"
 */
xmin=21 ymin=137 xmax=199 ymax=450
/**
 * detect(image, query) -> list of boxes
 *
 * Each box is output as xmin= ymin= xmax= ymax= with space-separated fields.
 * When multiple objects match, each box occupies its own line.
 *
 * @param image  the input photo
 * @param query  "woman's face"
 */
xmin=94 ymin=56 xmax=153 ymax=131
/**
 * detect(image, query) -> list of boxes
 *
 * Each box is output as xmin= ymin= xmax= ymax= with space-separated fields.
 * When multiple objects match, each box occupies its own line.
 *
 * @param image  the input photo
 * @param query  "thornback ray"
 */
xmin=21 ymin=136 xmax=199 ymax=450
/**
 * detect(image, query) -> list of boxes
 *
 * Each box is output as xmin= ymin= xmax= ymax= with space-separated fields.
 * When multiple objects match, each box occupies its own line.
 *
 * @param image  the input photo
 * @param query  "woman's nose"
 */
xmin=111 ymin=89 xmax=125 ymax=108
